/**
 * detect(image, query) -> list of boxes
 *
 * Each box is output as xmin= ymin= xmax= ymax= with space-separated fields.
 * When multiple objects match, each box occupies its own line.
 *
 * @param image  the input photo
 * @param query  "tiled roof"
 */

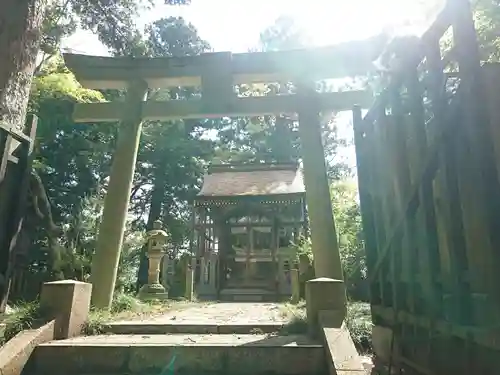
xmin=197 ymin=163 xmax=305 ymax=198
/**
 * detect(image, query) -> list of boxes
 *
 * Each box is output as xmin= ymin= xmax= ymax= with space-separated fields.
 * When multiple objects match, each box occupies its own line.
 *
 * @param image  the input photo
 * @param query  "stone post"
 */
xmin=209 ymin=252 xmax=217 ymax=292
xmin=305 ymin=278 xmax=347 ymax=336
xmin=297 ymin=83 xmax=343 ymax=281
xmin=90 ymin=80 xmax=148 ymax=309
xmin=40 ymin=280 xmax=92 ymax=339
xmin=138 ymin=220 xmax=169 ymax=300
xmin=161 ymin=255 xmax=169 ymax=288
xmin=290 ymin=269 xmax=300 ymax=304
xmin=185 ymin=258 xmax=195 ymax=301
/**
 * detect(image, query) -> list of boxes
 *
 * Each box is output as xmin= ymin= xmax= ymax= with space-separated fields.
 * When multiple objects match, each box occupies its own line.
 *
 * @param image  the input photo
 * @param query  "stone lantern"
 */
xmin=138 ymin=220 xmax=169 ymax=300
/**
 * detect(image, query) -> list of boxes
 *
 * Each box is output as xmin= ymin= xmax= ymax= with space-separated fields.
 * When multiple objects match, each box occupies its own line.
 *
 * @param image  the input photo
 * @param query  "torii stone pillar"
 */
xmin=296 ymin=83 xmax=344 ymax=282
xmin=90 ymin=80 xmax=148 ymax=309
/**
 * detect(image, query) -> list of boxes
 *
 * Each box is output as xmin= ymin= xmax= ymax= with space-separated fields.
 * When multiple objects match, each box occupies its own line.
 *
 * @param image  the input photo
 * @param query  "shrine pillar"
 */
xmin=90 ymin=80 xmax=148 ymax=309
xmin=296 ymin=83 xmax=344 ymax=282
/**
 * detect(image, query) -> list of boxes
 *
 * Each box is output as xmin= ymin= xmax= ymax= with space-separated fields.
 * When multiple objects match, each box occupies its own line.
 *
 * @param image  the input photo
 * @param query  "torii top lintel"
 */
xmin=64 ymin=36 xmax=383 ymax=90
xmin=64 ymin=36 xmax=384 ymax=123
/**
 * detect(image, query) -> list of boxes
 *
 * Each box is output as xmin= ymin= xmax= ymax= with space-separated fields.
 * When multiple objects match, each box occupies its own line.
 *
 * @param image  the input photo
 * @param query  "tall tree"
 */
xmin=0 ymin=0 xmax=189 ymax=129
xmin=0 ymin=0 xmax=190 ymax=309
xmin=4 ymin=55 xmax=112 ymax=302
xmin=131 ymin=17 xmax=214 ymax=290
xmin=0 ymin=0 xmax=47 ymax=128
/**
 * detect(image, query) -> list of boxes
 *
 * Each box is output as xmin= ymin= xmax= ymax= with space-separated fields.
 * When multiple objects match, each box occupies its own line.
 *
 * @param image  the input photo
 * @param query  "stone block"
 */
xmin=305 ymin=278 xmax=346 ymax=335
xmin=372 ymin=325 xmax=397 ymax=365
xmin=319 ymin=311 xmax=365 ymax=375
xmin=0 ymin=321 xmax=55 ymax=375
xmin=40 ymin=280 xmax=92 ymax=339
xmin=34 ymin=344 xmax=127 ymax=374
xmin=290 ymin=269 xmax=300 ymax=304
xmin=138 ymin=283 xmax=168 ymax=301
xmin=33 ymin=334 xmax=326 ymax=375
xmin=217 ymin=323 xmax=284 ymax=334
xmin=185 ymin=261 xmax=194 ymax=301
xmin=224 ymin=346 xmax=325 ymax=375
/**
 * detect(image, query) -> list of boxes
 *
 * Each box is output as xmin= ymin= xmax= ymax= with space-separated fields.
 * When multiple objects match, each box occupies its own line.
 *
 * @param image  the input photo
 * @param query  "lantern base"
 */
xmin=138 ymin=283 xmax=169 ymax=301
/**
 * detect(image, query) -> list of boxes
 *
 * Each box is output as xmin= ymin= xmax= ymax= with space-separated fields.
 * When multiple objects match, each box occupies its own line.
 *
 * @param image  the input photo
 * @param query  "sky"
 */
xmin=61 ymin=0 xmax=444 ymax=169
xmin=63 ymin=0 xmax=443 ymax=55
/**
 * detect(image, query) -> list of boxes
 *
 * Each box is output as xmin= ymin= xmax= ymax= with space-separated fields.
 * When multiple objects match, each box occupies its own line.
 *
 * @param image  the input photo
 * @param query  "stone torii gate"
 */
xmin=64 ymin=39 xmax=377 ymax=309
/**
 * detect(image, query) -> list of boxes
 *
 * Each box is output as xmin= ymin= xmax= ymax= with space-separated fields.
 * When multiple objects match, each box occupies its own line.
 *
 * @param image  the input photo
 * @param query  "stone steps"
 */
xmin=218 ymin=288 xmax=280 ymax=302
xmin=101 ymin=321 xmax=285 ymax=334
xmin=33 ymin=333 xmax=327 ymax=375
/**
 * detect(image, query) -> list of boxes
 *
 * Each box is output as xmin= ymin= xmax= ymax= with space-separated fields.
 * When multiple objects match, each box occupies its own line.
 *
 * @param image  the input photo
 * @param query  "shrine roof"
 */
xmin=196 ymin=163 xmax=305 ymax=198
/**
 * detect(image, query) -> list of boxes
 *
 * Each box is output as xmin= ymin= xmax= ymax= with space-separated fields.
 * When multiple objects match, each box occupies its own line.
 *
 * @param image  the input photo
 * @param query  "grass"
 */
xmin=0 ymin=301 xmax=44 ymax=344
xmin=0 ymin=294 xmax=195 ymax=341
xmin=277 ymin=300 xmax=308 ymax=335
xmin=276 ymin=299 xmax=373 ymax=353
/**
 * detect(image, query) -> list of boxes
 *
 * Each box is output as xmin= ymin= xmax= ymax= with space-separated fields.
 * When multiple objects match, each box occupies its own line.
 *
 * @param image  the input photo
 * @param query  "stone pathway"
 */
xmin=151 ymin=302 xmax=290 ymax=324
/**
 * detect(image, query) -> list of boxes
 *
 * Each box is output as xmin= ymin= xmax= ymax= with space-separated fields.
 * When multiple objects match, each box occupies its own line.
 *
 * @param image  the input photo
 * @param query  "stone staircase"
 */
xmin=32 ymin=323 xmax=327 ymax=375
xmin=0 ymin=281 xmax=370 ymax=375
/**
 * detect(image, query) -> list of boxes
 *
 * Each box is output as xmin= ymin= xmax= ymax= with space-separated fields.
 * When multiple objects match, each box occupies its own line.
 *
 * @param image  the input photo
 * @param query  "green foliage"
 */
xmin=82 ymin=292 xmax=186 ymax=335
xmin=346 ymin=302 xmax=373 ymax=353
xmin=291 ymin=180 xmax=367 ymax=301
xmin=0 ymin=301 xmax=43 ymax=343
xmin=474 ymin=0 xmax=500 ymax=62
xmin=279 ymin=301 xmax=308 ymax=335
xmin=111 ymin=292 xmax=144 ymax=313
xmin=40 ymin=0 xmax=191 ymax=60
xmin=82 ymin=292 xmax=147 ymax=335
xmin=145 ymin=17 xmax=210 ymax=58
xmin=293 ymin=236 xmax=313 ymax=263
xmin=259 ymin=16 xmax=310 ymax=51
xmin=330 ymin=181 xmax=368 ymax=301
xmin=278 ymin=301 xmax=372 ymax=352
xmin=20 ymin=17 xmax=212 ymax=297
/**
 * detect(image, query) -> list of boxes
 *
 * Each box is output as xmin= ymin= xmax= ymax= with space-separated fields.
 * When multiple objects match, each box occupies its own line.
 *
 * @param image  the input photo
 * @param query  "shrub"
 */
xmin=1 ymin=301 xmax=43 ymax=343
xmin=346 ymin=302 xmax=372 ymax=353
xmin=111 ymin=292 xmax=144 ymax=313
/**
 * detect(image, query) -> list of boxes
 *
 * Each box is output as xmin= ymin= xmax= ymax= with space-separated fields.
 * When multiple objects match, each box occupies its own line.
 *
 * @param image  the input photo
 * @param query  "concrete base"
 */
xmin=196 ymin=293 xmax=217 ymax=301
xmin=305 ymin=278 xmax=346 ymax=336
xmin=219 ymin=288 xmax=288 ymax=302
xmin=138 ymin=283 xmax=168 ymax=301
xmin=40 ymin=280 xmax=92 ymax=339
xmin=372 ymin=325 xmax=398 ymax=366
xmin=34 ymin=334 xmax=326 ymax=375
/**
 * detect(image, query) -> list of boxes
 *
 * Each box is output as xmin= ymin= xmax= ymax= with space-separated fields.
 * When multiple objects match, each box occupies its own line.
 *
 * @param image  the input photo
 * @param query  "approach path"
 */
xmin=151 ymin=302 xmax=290 ymax=324
xmin=112 ymin=302 xmax=297 ymax=325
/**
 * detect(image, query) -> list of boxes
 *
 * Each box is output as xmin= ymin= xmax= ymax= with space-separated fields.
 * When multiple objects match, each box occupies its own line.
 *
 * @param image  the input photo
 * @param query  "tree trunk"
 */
xmin=0 ymin=0 xmax=46 ymax=311
xmin=0 ymin=0 xmax=46 ymax=129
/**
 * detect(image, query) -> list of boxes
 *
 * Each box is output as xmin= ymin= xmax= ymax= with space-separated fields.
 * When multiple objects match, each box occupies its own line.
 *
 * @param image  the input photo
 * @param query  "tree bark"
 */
xmin=0 ymin=0 xmax=46 ymax=312
xmin=0 ymin=0 xmax=46 ymax=129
